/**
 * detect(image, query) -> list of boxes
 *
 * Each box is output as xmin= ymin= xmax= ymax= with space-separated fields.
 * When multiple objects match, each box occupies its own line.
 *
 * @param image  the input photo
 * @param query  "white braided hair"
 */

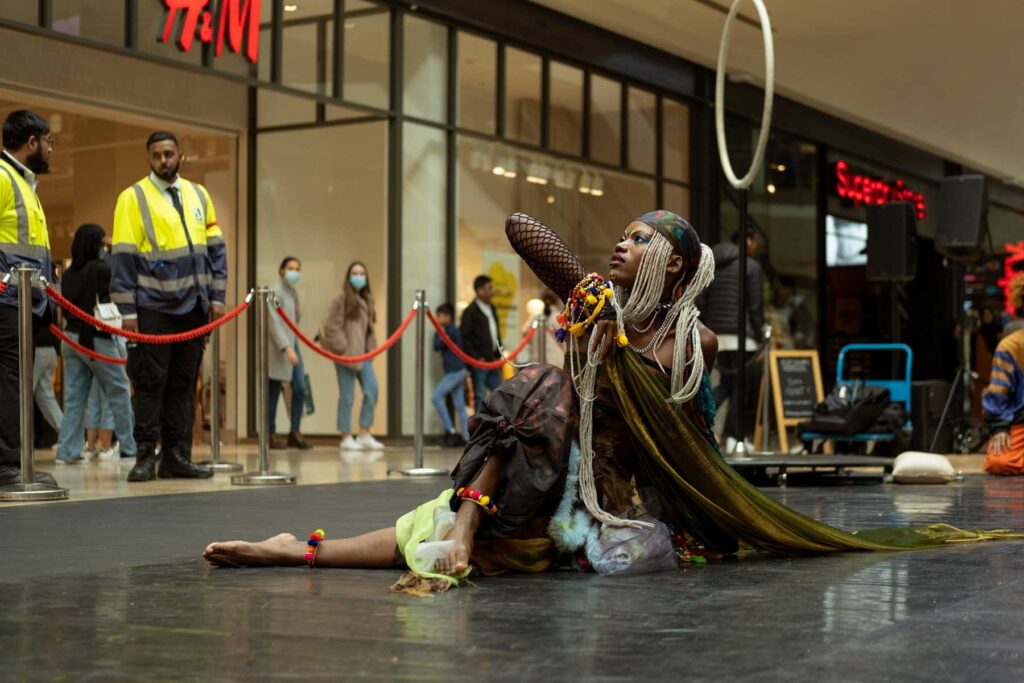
xmin=571 ymin=230 xmax=715 ymax=529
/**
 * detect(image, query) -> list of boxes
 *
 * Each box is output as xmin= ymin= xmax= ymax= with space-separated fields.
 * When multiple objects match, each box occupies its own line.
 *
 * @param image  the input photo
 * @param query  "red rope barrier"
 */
xmin=277 ymin=305 xmax=416 ymax=364
xmin=45 ymin=285 xmax=249 ymax=344
xmin=50 ymin=324 xmax=127 ymax=365
xmin=426 ymin=310 xmax=536 ymax=370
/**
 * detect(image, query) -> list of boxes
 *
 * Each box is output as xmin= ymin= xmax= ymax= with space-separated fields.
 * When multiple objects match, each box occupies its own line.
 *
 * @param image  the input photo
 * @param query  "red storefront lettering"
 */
xmin=834 ymin=159 xmax=926 ymax=220
xmin=161 ymin=0 xmax=261 ymax=64
xmin=999 ymin=242 xmax=1024 ymax=314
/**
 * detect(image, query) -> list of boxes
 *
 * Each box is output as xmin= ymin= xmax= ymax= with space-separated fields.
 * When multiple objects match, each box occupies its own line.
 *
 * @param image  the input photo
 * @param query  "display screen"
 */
xmin=826 ymin=215 xmax=867 ymax=267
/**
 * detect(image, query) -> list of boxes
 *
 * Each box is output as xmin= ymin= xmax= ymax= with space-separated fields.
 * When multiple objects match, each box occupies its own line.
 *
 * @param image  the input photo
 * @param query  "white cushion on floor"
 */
xmin=892 ymin=451 xmax=956 ymax=484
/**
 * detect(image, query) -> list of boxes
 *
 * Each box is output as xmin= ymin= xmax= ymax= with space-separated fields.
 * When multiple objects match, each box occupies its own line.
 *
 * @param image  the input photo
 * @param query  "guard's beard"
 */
xmin=155 ymin=161 xmax=180 ymax=182
xmin=25 ymin=147 xmax=49 ymax=174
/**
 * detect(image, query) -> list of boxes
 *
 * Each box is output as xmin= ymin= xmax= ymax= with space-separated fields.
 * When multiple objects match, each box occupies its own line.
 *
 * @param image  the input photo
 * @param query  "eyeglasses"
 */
xmin=38 ymin=135 xmax=55 ymax=148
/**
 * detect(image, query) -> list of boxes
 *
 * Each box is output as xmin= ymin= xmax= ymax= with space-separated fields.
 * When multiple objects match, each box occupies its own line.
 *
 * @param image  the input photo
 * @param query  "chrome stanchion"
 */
xmin=752 ymin=324 xmax=776 ymax=456
xmin=0 ymin=265 xmax=67 ymax=501
xmin=232 ymin=287 xmax=295 ymax=485
xmin=198 ymin=327 xmax=241 ymax=472
xmin=390 ymin=290 xmax=447 ymax=477
xmin=534 ymin=314 xmax=547 ymax=366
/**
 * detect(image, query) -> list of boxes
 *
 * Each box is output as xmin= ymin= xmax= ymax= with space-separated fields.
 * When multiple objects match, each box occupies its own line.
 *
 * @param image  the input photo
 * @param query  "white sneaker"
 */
xmin=725 ymin=436 xmax=737 ymax=454
xmin=356 ymin=434 xmax=385 ymax=450
xmin=339 ymin=435 xmax=363 ymax=450
xmin=98 ymin=443 xmax=121 ymax=461
xmin=80 ymin=447 xmax=98 ymax=461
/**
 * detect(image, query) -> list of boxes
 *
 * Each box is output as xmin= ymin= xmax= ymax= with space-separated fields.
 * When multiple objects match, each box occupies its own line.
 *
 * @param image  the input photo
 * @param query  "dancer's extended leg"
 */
xmin=203 ymin=527 xmax=400 ymax=569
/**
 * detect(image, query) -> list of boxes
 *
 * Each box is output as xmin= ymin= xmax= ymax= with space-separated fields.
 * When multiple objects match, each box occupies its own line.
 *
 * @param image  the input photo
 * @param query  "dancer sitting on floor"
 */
xmin=205 ymin=211 xmax=1021 ymax=593
xmin=983 ymin=275 xmax=1024 ymax=475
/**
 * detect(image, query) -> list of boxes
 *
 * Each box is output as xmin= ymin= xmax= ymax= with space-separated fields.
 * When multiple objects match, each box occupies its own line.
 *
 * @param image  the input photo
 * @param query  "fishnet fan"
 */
xmin=504 ymin=212 xmax=587 ymax=302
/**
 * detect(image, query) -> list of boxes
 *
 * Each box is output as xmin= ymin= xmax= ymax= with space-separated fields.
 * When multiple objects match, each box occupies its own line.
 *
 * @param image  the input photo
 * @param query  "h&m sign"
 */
xmin=160 ymin=0 xmax=261 ymax=64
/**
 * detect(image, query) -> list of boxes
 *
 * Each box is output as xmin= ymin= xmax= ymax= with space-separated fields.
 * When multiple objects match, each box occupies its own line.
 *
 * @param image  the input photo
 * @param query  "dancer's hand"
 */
xmin=988 ymin=431 xmax=1011 ymax=456
xmin=594 ymin=319 xmax=619 ymax=363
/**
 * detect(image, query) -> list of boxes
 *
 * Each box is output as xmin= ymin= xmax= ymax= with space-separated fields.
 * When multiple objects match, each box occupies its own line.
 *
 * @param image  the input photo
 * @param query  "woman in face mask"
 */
xmin=319 ymin=261 xmax=383 ymax=451
xmin=268 ymin=257 xmax=312 ymax=450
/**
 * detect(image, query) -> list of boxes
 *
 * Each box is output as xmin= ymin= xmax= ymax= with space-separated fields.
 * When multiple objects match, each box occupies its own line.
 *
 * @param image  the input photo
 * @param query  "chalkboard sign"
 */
xmin=767 ymin=350 xmax=825 ymax=452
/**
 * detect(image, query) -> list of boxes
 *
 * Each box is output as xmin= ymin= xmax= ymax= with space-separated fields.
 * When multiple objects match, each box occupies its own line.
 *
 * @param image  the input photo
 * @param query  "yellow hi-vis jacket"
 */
xmin=0 ymin=153 xmax=53 ymax=316
xmin=110 ymin=174 xmax=227 ymax=318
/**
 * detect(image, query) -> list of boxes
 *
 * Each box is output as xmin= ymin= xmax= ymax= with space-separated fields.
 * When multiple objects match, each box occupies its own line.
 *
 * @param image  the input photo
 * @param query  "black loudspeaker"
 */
xmin=910 ymin=380 xmax=952 ymax=452
xmin=936 ymin=175 xmax=987 ymax=260
xmin=866 ymin=202 xmax=917 ymax=282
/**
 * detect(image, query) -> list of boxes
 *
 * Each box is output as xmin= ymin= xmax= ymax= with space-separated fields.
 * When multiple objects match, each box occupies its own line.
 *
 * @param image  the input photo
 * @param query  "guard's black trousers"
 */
xmin=127 ymin=305 xmax=207 ymax=452
xmin=0 ymin=306 xmax=21 ymax=464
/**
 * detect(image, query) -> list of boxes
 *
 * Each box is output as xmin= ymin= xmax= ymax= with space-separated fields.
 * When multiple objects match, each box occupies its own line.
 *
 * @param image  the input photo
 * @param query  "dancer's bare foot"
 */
xmin=203 ymin=532 xmax=306 ymax=568
xmin=435 ymin=520 xmax=475 ymax=575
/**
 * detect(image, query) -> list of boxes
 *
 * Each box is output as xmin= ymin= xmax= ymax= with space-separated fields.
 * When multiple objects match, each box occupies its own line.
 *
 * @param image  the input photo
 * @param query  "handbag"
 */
xmin=303 ymin=372 xmax=315 ymax=415
xmin=94 ymin=301 xmax=123 ymax=329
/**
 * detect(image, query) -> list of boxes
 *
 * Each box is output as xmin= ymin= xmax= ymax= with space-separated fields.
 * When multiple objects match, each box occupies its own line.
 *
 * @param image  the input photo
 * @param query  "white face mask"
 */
xmin=284 ymin=270 xmax=301 ymax=285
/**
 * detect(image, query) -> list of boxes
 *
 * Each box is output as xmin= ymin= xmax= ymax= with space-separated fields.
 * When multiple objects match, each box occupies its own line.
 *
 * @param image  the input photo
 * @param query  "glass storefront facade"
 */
xmin=2 ymin=1 xmax=1022 ymax=437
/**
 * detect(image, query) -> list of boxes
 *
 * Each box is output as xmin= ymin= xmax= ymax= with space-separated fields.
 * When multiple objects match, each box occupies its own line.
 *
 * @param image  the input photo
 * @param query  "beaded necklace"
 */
xmin=629 ymin=311 xmax=675 ymax=355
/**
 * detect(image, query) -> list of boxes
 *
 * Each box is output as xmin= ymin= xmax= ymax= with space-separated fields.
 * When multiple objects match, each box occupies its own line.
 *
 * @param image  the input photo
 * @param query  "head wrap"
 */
xmin=635 ymin=209 xmax=703 ymax=296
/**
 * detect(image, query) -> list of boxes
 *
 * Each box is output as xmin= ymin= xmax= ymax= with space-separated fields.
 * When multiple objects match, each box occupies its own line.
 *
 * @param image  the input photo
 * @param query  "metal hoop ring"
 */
xmin=714 ymin=0 xmax=775 ymax=190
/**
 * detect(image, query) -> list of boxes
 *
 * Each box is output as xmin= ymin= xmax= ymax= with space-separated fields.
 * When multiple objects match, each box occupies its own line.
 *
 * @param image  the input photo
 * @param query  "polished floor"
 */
xmin=3 ymin=470 xmax=1024 ymax=681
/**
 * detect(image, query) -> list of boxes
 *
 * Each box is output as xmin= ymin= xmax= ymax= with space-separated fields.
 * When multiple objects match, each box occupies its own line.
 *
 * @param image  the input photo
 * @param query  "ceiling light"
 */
xmin=766 ymin=183 xmax=777 ymax=194
xmin=503 ymin=169 xmax=517 ymax=178
xmin=525 ymin=162 xmax=550 ymax=185
xmin=589 ymin=175 xmax=604 ymax=197
xmin=546 ymin=195 xmax=555 ymax=204
xmin=492 ymin=165 xmax=506 ymax=176
xmin=553 ymin=167 xmax=575 ymax=190
xmin=502 ymin=157 xmax=518 ymax=178
xmin=775 ymin=163 xmax=786 ymax=172
xmin=344 ymin=21 xmax=356 ymax=29
xmin=578 ymin=172 xmax=593 ymax=194
xmin=284 ymin=4 xmax=299 ymax=12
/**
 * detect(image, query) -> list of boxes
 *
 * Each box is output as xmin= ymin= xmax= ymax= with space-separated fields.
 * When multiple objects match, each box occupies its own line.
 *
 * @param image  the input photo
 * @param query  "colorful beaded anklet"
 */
xmin=304 ymin=528 xmax=325 ymax=567
xmin=456 ymin=487 xmax=498 ymax=515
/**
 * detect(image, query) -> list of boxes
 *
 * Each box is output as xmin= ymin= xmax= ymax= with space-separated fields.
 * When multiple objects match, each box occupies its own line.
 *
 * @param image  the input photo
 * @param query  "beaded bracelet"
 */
xmin=304 ymin=528 xmax=325 ymax=567
xmin=555 ymin=273 xmax=628 ymax=348
xmin=456 ymin=487 xmax=498 ymax=515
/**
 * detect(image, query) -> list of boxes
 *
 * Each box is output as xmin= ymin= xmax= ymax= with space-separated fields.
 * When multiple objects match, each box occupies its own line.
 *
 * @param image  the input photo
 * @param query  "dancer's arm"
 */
xmin=505 ymin=213 xmax=587 ymax=301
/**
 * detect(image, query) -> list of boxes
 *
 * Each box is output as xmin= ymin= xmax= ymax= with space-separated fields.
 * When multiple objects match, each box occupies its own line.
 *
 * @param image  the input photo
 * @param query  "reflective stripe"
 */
xmin=0 ymin=164 xmax=30 ymax=245
xmin=112 ymin=243 xmax=138 ymax=254
xmin=131 ymin=183 xmax=161 ymax=253
xmin=206 ymin=236 xmax=225 ymax=246
xmin=211 ymin=279 xmax=227 ymax=291
xmin=114 ymin=242 xmax=206 ymax=260
xmin=137 ymin=272 xmax=212 ymax=292
xmin=0 ymin=242 xmax=50 ymax=258
xmin=110 ymin=292 xmax=135 ymax=304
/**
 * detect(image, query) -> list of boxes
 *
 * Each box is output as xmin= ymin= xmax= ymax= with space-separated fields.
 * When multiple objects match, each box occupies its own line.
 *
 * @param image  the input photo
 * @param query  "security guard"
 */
xmin=111 ymin=131 xmax=227 ymax=482
xmin=0 ymin=110 xmax=58 ymax=487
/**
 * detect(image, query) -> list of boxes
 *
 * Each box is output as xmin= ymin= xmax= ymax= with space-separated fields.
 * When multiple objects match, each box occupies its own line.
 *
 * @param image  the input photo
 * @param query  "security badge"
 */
xmin=194 ymin=207 xmax=203 ymax=222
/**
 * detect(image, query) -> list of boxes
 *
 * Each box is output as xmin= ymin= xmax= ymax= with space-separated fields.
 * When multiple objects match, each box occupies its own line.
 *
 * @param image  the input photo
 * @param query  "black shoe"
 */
xmin=0 ymin=464 xmax=58 ymax=487
xmin=158 ymin=445 xmax=214 ymax=479
xmin=127 ymin=445 xmax=160 ymax=482
xmin=288 ymin=431 xmax=313 ymax=450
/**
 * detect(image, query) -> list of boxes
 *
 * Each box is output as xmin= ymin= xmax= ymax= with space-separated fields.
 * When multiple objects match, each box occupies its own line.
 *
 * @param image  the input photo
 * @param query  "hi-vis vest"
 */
xmin=110 ymin=175 xmax=227 ymax=318
xmin=0 ymin=155 xmax=53 ymax=316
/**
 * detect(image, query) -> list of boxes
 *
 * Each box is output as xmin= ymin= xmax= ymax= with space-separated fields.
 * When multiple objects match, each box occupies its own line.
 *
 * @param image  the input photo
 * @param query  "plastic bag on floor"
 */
xmin=413 ymin=505 xmax=457 ymax=572
xmin=586 ymin=516 xmax=678 ymax=576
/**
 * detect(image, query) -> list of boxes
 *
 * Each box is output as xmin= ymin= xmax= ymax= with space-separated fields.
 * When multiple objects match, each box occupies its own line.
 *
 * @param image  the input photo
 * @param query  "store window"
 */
xmin=404 ymin=16 xmax=447 ymax=123
xmin=627 ymin=87 xmax=656 ymax=174
xmin=343 ymin=5 xmax=390 ymax=109
xmin=589 ymin=74 xmax=621 ymax=166
xmin=0 ymin=1 xmax=37 ymax=23
xmin=662 ymin=182 xmax=690 ymax=218
xmin=280 ymin=3 xmax=335 ymax=95
xmin=549 ymin=61 xmax=583 ymax=156
xmin=52 ymin=1 xmax=124 ymax=45
xmin=256 ymin=121 xmax=389 ymax=436
xmin=662 ymin=98 xmax=690 ymax=183
xmin=457 ymin=32 xmax=496 ymax=134
xmin=504 ymin=47 xmax=541 ymax=146
xmin=457 ymin=136 xmax=655 ymax=359
xmin=401 ymin=123 xmax=448 ymax=432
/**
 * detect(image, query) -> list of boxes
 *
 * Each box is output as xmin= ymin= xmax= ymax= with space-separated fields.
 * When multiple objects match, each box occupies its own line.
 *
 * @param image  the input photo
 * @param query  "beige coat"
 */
xmin=319 ymin=289 xmax=377 ymax=370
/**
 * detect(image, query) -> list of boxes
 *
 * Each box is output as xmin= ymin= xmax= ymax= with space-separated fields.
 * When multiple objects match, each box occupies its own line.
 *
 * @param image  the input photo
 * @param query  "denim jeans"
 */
xmin=431 ymin=369 xmax=469 ymax=439
xmin=56 ymin=333 xmax=136 ymax=461
xmin=32 ymin=346 xmax=63 ymax=431
xmin=269 ymin=343 xmax=307 ymax=434
xmin=335 ymin=361 xmax=378 ymax=434
xmin=469 ymin=367 xmax=502 ymax=412
xmin=85 ymin=376 xmax=114 ymax=431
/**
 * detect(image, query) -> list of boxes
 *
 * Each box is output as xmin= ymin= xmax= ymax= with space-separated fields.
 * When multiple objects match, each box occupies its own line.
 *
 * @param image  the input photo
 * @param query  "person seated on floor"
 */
xmin=431 ymin=303 xmax=470 ymax=448
xmin=983 ymin=285 xmax=1024 ymax=475
xmin=204 ymin=210 xmax=1022 ymax=594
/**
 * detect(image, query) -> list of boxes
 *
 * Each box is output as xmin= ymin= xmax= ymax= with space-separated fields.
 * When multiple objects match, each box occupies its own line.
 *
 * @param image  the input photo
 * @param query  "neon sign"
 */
xmin=160 ymin=0 xmax=261 ymax=64
xmin=998 ymin=242 xmax=1024 ymax=314
xmin=834 ymin=159 xmax=926 ymax=220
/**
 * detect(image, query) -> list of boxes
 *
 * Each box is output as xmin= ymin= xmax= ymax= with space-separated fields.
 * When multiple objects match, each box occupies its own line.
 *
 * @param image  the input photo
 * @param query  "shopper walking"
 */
xmin=32 ymin=318 xmax=63 ymax=433
xmin=460 ymin=274 xmax=503 ymax=412
xmin=431 ymin=303 xmax=470 ymax=447
xmin=320 ymin=261 xmax=383 ymax=451
xmin=55 ymin=224 xmax=137 ymax=465
xmin=111 ymin=131 xmax=227 ymax=481
xmin=269 ymin=256 xmax=312 ymax=450
xmin=0 ymin=110 xmax=58 ymax=486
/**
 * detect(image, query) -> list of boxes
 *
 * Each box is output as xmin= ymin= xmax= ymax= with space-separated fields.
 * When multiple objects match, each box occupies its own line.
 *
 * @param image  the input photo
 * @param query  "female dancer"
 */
xmin=205 ymin=211 xmax=1017 ymax=589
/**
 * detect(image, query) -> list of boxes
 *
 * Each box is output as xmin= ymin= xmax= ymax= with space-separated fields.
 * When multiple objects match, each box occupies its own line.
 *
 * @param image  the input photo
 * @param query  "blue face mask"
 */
xmin=349 ymin=274 xmax=367 ymax=291
xmin=284 ymin=270 xmax=301 ymax=285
